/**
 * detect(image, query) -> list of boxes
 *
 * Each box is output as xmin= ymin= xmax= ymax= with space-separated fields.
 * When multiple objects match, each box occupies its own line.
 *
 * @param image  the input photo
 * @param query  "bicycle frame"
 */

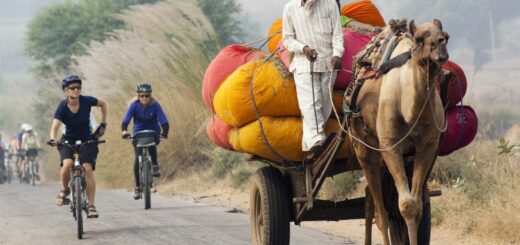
xmin=48 ymin=139 xmax=104 ymax=239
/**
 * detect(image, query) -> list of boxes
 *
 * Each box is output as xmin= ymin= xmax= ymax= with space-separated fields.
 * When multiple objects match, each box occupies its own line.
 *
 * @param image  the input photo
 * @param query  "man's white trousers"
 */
xmin=294 ymin=71 xmax=336 ymax=151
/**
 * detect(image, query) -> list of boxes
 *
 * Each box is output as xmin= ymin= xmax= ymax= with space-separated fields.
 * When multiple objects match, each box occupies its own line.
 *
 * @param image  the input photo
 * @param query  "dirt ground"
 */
xmin=155 ymin=174 xmax=487 ymax=245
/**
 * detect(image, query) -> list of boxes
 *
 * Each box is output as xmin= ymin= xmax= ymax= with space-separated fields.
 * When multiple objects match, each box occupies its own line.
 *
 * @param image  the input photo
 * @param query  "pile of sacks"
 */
xmin=203 ymin=0 xmax=477 ymax=162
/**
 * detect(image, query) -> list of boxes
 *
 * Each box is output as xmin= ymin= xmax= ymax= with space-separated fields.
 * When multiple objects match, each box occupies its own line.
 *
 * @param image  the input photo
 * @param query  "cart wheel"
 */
xmin=384 ymin=168 xmax=431 ymax=245
xmin=250 ymin=167 xmax=290 ymax=245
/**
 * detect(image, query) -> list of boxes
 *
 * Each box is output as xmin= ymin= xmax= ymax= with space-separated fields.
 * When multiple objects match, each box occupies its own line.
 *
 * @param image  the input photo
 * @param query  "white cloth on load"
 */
xmin=293 ymin=71 xmax=336 ymax=151
xmin=282 ymin=0 xmax=344 ymax=73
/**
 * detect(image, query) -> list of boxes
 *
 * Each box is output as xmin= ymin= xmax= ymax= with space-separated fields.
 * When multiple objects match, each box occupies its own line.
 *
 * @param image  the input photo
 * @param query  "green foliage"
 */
xmin=497 ymin=138 xmax=518 ymax=155
xmin=210 ymin=148 xmax=243 ymax=178
xmin=25 ymin=0 xmax=162 ymax=75
xmin=325 ymin=171 xmax=363 ymax=201
xmin=197 ymin=0 xmax=244 ymax=45
xmin=231 ymin=168 xmax=253 ymax=188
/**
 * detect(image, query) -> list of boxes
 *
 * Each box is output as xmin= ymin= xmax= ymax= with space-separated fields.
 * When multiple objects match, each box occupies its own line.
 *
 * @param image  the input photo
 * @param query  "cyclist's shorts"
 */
xmin=58 ymin=143 xmax=99 ymax=171
xmin=17 ymin=150 xmax=26 ymax=160
xmin=26 ymin=149 xmax=38 ymax=158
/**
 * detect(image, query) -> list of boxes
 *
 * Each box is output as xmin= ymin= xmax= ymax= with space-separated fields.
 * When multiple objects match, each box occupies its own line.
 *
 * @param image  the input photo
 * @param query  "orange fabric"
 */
xmin=267 ymin=18 xmax=283 ymax=53
xmin=341 ymin=0 xmax=385 ymax=27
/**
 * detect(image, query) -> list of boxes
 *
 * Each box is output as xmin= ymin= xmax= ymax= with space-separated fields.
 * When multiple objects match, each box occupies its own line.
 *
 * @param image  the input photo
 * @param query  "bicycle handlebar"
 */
xmin=47 ymin=139 xmax=106 ymax=148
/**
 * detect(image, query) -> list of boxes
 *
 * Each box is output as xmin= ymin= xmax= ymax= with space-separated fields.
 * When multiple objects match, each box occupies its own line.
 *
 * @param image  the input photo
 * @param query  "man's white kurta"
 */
xmin=282 ymin=0 xmax=344 ymax=151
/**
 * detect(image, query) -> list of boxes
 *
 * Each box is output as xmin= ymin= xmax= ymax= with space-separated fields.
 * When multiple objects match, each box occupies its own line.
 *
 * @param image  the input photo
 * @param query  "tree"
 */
xmin=197 ymin=0 xmax=244 ymax=46
xmin=25 ymin=0 xmax=162 ymax=75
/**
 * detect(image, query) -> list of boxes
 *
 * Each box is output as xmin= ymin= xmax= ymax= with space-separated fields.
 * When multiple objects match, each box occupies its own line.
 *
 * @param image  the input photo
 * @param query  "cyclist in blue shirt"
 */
xmin=121 ymin=83 xmax=169 ymax=200
xmin=48 ymin=74 xmax=107 ymax=218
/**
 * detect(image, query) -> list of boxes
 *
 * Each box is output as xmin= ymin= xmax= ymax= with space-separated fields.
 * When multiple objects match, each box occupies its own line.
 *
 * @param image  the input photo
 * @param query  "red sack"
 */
xmin=436 ymin=61 xmax=467 ymax=108
xmin=202 ymin=45 xmax=265 ymax=109
xmin=438 ymin=106 xmax=478 ymax=156
xmin=206 ymin=115 xmax=233 ymax=149
xmin=335 ymin=30 xmax=373 ymax=89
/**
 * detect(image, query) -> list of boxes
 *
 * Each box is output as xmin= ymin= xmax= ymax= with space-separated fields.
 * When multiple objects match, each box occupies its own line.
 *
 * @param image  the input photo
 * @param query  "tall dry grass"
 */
xmin=432 ymin=138 xmax=520 ymax=244
xmin=71 ymin=0 xmax=219 ymax=188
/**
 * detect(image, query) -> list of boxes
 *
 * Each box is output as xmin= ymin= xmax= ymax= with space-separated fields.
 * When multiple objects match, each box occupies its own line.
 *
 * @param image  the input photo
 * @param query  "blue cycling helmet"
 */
xmin=61 ymin=74 xmax=82 ymax=90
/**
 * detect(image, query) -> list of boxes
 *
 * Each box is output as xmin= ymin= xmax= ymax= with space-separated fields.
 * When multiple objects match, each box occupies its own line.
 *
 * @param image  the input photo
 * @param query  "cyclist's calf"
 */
xmin=61 ymin=160 xmax=73 ymax=190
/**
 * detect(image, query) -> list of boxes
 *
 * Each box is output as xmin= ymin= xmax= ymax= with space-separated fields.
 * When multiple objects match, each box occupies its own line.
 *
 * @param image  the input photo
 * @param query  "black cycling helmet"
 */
xmin=136 ymin=83 xmax=152 ymax=93
xmin=61 ymin=74 xmax=82 ymax=90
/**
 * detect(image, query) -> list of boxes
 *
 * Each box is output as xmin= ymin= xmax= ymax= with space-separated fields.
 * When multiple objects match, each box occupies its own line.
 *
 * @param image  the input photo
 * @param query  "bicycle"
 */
xmin=26 ymin=153 xmax=39 ymax=186
xmin=126 ymin=130 xmax=160 ymax=210
xmin=48 ymin=139 xmax=105 ymax=239
xmin=5 ymin=153 xmax=13 ymax=184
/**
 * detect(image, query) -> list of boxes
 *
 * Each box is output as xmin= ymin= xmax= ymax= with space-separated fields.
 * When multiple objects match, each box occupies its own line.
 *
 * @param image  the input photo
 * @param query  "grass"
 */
xmin=63 ymin=0 xmax=219 ymax=188
xmin=431 ymin=138 xmax=520 ymax=244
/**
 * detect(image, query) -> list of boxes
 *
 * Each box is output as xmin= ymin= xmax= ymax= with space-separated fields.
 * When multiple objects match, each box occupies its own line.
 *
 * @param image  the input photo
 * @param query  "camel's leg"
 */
xmin=354 ymin=145 xmax=390 ymax=245
xmin=364 ymin=187 xmax=374 ymax=245
xmin=380 ymin=150 xmax=418 ymax=245
xmin=411 ymin=145 xmax=438 ymax=224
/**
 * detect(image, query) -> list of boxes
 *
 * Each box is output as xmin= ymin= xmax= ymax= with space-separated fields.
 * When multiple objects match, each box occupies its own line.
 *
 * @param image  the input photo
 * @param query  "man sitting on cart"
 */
xmin=282 ymin=0 xmax=344 ymax=161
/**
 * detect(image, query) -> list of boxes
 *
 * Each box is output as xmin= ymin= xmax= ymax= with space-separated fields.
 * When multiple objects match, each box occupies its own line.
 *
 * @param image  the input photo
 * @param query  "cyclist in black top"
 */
xmin=49 ymin=74 xmax=107 ymax=218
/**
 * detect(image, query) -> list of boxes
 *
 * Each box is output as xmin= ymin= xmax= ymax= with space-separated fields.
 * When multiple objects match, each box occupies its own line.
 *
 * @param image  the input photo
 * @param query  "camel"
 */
xmin=348 ymin=19 xmax=449 ymax=245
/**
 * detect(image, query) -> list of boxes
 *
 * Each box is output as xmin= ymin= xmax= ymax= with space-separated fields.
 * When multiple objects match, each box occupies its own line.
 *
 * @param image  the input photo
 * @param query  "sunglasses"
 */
xmin=139 ymin=94 xmax=151 ymax=98
xmin=67 ymin=86 xmax=82 ymax=91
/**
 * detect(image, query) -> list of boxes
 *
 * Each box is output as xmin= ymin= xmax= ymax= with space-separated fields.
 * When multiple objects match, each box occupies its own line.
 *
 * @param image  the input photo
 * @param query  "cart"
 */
xmin=248 ymin=119 xmax=440 ymax=245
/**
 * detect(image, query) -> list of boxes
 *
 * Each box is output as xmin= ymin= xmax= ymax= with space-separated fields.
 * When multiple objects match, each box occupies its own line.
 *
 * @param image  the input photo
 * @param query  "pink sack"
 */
xmin=202 ymin=45 xmax=265 ymax=109
xmin=335 ymin=30 xmax=373 ymax=89
xmin=206 ymin=115 xmax=233 ymax=149
xmin=438 ymin=106 xmax=478 ymax=156
xmin=277 ymin=41 xmax=291 ymax=69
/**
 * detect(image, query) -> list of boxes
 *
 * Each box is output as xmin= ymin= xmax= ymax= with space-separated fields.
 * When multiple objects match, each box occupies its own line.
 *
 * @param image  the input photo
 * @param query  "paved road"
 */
xmin=0 ymin=182 xmax=356 ymax=244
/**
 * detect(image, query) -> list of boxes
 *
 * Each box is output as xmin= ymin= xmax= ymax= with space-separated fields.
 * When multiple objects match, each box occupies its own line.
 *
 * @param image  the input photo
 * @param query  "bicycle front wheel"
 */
xmin=74 ymin=177 xmax=84 ymax=239
xmin=143 ymin=158 xmax=151 ymax=210
xmin=31 ymin=162 xmax=36 ymax=186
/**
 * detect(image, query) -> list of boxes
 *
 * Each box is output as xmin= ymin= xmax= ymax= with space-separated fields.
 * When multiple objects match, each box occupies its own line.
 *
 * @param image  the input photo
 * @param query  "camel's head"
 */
xmin=410 ymin=19 xmax=450 ymax=66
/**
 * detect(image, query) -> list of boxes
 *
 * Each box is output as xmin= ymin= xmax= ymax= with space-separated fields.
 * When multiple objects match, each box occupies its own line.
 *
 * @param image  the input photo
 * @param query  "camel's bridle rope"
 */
xmin=328 ymin=51 xmax=445 ymax=152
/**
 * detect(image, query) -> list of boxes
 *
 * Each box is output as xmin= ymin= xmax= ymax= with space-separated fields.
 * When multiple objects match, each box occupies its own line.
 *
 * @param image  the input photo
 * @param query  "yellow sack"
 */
xmin=229 ymin=117 xmax=353 ymax=162
xmin=213 ymin=58 xmax=300 ymax=127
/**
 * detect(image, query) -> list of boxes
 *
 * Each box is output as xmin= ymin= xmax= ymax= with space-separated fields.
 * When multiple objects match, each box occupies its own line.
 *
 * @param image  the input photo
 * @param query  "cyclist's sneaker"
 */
xmin=87 ymin=205 xmax=99 ymax=218
xmin=56 ymin=189 xmax=71 ymax=206
xmin=152 ymin=165 xmax=161 ymax=177
xmin=134 ymin=187 xmax=142 ymax=200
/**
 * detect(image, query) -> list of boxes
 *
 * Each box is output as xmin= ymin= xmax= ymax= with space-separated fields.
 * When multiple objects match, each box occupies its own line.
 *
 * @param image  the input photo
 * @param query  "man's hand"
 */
xmin=331 ymin=56 xmax=342 ymax=70
xmin=122 ymin=131 xmax=131 ymax=139
xmin=303 ymin=46 xmax=318 ymax=62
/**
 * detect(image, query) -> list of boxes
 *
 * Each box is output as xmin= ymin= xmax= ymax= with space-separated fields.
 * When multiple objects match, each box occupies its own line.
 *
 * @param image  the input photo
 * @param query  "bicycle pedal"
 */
xmin=63 ymin=198 xmax=71 ymax=205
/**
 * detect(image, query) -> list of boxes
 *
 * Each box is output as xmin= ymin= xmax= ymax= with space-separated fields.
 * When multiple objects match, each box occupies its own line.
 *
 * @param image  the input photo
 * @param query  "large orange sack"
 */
xmin=229 ymin=117 xmax=353 ymax=162
xmin=202 ymin=45 xmax=265 ymax=109
xmin=213 ymin=57 xmax=300 ymax=127
xmin=341 ymin=0 xmax=385 ymax=27
xmin=267 ymin=18 xmax=283 ymax=53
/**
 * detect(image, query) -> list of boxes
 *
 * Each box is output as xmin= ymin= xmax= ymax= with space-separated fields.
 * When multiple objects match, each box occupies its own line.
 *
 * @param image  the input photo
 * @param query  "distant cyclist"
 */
xmin=21 ymin=124 xmax=42 ymax=180
xmin=0 ymin=134 xmax=5 ymax=181
xmin=48 ymin=74 xmax=107 ymax=218
xmin=121 ymin=83 xmax=169 ymax=200
xmin=9 ymin=135 xmax=21 ymax=176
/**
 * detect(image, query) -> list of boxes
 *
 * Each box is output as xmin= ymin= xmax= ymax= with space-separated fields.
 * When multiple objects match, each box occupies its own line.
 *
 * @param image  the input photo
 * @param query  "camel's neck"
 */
xmin=398 ymin=58 xmax=441 ymax=124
